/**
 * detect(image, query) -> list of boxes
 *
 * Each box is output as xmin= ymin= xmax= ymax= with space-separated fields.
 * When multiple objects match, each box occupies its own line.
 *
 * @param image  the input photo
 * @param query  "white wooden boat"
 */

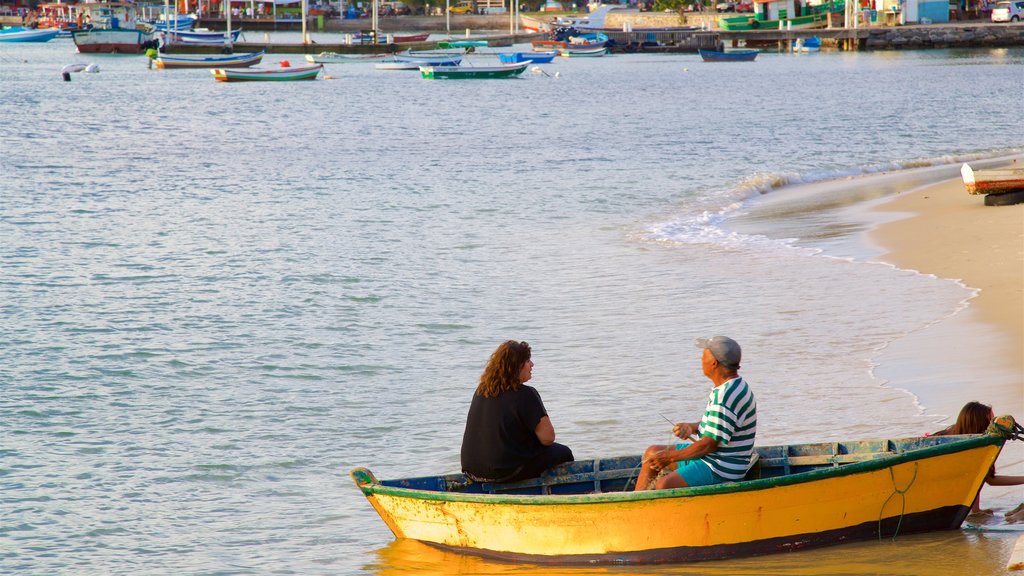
xmin=162 ymin=28 xmax=242 ymax=45
xmin=375 ymin=53 xmax=462 ymax=70
xmin=961 ymin=162 xmax=1024 ymax=195
xmin=71 ymin=2 xmax=156 ymax=53
xmin=155 ymin=51 xmax=263 ymax=69
xmin=304 ymin=52 xmax=389 ymax=64
xmin=558 ymin=45 xmax=608 ymax=57
xmin=211 ymin=63 xmax=322 ymax=82
xmin=72 ymin=28 xmax=156 ymax=53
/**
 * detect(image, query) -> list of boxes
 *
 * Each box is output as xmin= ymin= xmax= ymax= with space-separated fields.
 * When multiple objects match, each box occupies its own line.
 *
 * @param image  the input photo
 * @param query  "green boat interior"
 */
xmin=361 ymin=433 xmax=997 ymax=496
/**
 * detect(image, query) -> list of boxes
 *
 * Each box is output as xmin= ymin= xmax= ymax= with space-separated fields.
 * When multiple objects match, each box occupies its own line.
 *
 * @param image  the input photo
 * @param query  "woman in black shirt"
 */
xmin=460 ymin=341 xmax=574 ymax=483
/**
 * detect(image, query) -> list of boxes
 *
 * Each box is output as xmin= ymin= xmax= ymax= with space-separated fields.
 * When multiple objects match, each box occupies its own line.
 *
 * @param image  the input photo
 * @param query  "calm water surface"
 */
xmin=1 ymin=39 xmax=1022 ymax=574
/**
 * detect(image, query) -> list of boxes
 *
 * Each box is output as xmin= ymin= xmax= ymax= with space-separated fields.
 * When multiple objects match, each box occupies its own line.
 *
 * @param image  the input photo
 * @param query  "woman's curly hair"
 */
xmin=475 ymin=341 xmax=531 ymax=398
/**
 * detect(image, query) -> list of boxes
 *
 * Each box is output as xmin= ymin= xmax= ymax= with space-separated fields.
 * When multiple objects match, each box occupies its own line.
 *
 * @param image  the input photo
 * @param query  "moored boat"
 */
xmin=155 ymin=51 xmax=264 ymax=69
xmin=352 ymin=416 xmax=1022 ymax=564
xmin=162 ymin=28 xmax=243 ymax=45
xmin=211 ymin=63 xmax=322 ymax=81
xmin=961 ymin=162 xmax=1024 ymax=195
xmin=699 ymin=48 xmax=759 ymax=62
xmin=144 ymin=14 xmax=196 ymax=31
xmin=794 ymin=36 xmax=822 ymax=52
xmin=498 ymin=50 xmax=556 ymax=64
xmin=558 ymin=45 xmax=608 ymax=57
xmin=437 ymin=39 xmax=488 ymax=48
xmin=392 ymin=32 xmax=430 ymax=42
xmin=305 ymin=52 xmax=390 ymax=64
xmin=71 ymin=2 xmax=156 ymax=53
xmin=375 ymin=53 xmax=463 ymax=70
xmin=718 ymin=12 xmax=830 ymax=31
xmin=418 ymin=61 xmax=530 ymax=79
xmin=0 ymin=26 xmax=61 ymax=42
xmin=531 ymin=39 xmax=566 ymax=51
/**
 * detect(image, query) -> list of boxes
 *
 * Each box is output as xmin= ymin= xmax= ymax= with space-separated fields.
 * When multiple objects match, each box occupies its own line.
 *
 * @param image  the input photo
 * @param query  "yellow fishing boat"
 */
xmin=351 ymin=416 xmax=1021 ymax=564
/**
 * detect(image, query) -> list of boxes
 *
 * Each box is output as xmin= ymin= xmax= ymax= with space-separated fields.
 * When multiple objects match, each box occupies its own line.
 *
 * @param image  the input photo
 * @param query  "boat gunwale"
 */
xmin=352 ymin=433 xmax=1003 ymax=505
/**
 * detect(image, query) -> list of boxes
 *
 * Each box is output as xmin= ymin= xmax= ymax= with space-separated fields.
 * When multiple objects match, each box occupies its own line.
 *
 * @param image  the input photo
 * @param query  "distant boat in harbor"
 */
xmin=0 ymin=26 xmax=61 ymax=43
xmin=71 ymin=2 xmax=157 ymax=54
xmin=211 ymin=63 xmax=322 ymax=82
xmin=419 ymin=61 xmax=530 ymax=79
xmin=305 ymin=52 xmax=391 ymax=64
xmin=155 ymin=51 xmax=264 ymax=69
xmin=162 ymin=28 xmax=243 ymax=45
xmin=498 ymin=50 xmax=556 ymax=64
xmin=699 ymin=48 xmax=759 ymax=62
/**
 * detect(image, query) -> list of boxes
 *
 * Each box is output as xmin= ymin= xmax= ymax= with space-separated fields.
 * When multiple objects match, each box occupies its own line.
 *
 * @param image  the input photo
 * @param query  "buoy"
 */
xmin=279 ymin=60 xmax=290 ymax=67
xmin=84 ymin=63 xmax=100 ymax=73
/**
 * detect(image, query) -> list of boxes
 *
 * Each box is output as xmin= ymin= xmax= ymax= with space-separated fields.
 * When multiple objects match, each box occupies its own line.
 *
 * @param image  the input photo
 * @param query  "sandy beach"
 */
xmin=871 ymin=174 xmax=1024 ymax=419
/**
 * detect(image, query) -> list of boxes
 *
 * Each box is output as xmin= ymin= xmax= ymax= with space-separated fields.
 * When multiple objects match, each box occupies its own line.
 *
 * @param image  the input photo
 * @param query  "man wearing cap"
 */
xmin=633 ymin=336 xmax=757 ymax=491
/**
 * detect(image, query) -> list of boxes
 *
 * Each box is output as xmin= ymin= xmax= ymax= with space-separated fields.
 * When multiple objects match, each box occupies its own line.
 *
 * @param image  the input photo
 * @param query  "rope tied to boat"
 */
xmin=878 ymin=461 xmax=918 ymax=542
xmin=988 ymin=415 xmax=1023 ymax=441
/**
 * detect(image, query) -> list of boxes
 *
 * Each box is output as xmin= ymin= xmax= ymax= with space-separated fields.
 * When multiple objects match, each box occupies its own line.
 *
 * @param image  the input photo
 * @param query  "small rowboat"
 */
xmin=392 ymin=32 xmax=430 ymax=42
xmin=163 ymin=28 xmax=243 ymax=45
xmin=352 ymin=416 xmax=1021 ymax=564
xmin=558 ymin=45 xmax=607 ymax=57
xmin=145 ymin=14 xmax=197 ymax=31
xmin=699 ymin=48 xmax=759 ymax=62
xmin=375 ymin=53 xmax=463 ymax=70
xmin=155 ymin=51 xmax=263 ymax=69
xmin=532 ymin=40 xmax=565 ymax=51
xmin=419 ymin=61 xmax=530 ymax=79
xmin=437 ymin=39 xmax=488 ymax=48
xmin=211 ymin=63 xmax=322 ymax=82
xmin=961 ymin=162 xmax=1024 ymax=195
xmin=304 ymin=52 xmax=389 ymax=64
xmin=499 ymin=50 xmax=556 ymax=64
xmin=0 ymin=26 xmax=61 ymax=43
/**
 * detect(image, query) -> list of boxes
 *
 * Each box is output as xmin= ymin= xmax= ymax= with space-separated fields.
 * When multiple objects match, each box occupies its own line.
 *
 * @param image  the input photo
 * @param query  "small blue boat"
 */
xmin=0 ymin=26 xmax=60 ymax=43
xmin=793 ymin=36 xmax=821 ymax=52
xmin=698 ymin=48 xmax=758 ymax=62
xmin=498 ymin=50 xmax=556 ymax=64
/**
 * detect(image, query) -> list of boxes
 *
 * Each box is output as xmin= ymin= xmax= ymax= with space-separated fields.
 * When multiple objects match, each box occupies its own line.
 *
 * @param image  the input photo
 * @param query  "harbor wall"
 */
xmin=863 ymin=23 xmax=1024 ymax=48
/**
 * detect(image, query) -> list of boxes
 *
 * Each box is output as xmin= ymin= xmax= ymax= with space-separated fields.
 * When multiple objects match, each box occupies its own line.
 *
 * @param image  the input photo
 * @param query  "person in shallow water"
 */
xmin=634 ymin=336 xmax=758 ymax=491
xmin=460 ymin=341 xmax=574 ymax=483
xmin=931 ymin=401 xmax=1024 ymax=515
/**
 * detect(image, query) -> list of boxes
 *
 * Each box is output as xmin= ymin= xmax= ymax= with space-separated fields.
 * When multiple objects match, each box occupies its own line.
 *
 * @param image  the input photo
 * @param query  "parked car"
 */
xmin=448 ymin=1 xmax=474 ymax=13
xmin=991 ymin=0 xmax=1024 ymax=20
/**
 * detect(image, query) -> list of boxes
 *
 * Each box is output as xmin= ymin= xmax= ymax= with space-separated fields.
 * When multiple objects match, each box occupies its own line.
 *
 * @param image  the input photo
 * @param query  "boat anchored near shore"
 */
xmin=352 ymin=416 xmax=1022 ymax=564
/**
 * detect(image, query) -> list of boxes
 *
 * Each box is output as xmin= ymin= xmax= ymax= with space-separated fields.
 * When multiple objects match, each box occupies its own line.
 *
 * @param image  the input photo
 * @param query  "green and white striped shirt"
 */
xmin=699 ymin=376 xmax=757 ymax=481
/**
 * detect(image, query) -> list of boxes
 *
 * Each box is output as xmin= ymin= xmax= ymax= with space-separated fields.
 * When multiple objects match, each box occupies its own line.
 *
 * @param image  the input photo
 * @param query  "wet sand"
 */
xmin=871 ymin=176 xmax=1024 ymax=419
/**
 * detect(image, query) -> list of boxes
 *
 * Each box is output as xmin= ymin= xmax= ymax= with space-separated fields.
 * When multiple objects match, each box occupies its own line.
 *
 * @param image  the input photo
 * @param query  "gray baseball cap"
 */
xmin=695 ymin=336 xmax=741 ymax=369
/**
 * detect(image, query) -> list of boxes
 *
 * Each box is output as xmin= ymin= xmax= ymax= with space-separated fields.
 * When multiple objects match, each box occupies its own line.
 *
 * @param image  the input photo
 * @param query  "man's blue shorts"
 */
xmin=674 ymin=442 xmax=723 ymax=487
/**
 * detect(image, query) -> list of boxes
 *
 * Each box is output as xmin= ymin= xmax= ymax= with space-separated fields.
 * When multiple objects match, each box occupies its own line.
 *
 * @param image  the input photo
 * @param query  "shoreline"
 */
xmin=869 ymin=172 xmax=1024 ymax=421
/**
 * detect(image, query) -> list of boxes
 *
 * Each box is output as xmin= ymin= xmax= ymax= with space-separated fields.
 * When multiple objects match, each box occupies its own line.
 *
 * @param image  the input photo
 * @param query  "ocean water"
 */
xmin=1 ymin=38 xmax=1023 ymax=574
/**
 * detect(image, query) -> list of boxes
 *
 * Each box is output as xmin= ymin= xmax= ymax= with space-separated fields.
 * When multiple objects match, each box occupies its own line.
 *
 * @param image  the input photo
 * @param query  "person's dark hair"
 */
xmin=934 ymin=401 xmax=993 ymax=436
xmin=476 ymin=341 xmax=531 ymax=398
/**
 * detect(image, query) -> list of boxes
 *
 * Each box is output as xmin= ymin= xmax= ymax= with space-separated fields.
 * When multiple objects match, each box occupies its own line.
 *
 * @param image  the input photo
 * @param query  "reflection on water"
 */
xmin=368 ymin=529 xmax=1021 ymax=576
